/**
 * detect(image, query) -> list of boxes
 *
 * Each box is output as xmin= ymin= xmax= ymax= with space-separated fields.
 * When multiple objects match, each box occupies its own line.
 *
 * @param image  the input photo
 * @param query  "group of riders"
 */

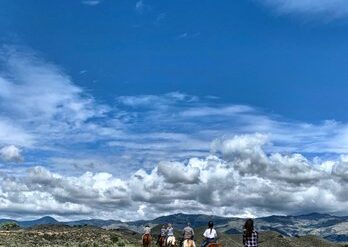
xmin=142 ymin=221 xmax=218 ymax=247
xmin=142 ymin=219 xmax=258 ymax=247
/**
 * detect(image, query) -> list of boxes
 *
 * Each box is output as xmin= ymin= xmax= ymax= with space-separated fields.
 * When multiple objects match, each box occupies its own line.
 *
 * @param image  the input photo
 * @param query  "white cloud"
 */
xmin=0 ymin=119 xmax=34 ymax=147
xmin=0 ymin=145 xmax=22 ymax=162
xmin=258 ymin=0 xmax=348 ymax=18
xmin=157 ymin=161 xmax=200 ymax=184
xmin=81 ymin=0 xmax=101 ymax=6
xmin=2 ymin=46 xmax=348 ymax=219
xmin=0 ymin=46 xmax=113 ymax=151
xmin=1 ymin=134 xmax=348 ymax=220
xmin=180 ymin=105 xmax=252 ymax=117
xmin=2 ymin=46 xmax=348 ymax=177
xmin=117 ymin=92 xmax=197 ymax=108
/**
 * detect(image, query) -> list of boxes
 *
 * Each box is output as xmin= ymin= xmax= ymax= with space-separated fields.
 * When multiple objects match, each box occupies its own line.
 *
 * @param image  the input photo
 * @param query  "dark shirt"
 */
xmin=243 ymin=230 xmax=258 ymax=247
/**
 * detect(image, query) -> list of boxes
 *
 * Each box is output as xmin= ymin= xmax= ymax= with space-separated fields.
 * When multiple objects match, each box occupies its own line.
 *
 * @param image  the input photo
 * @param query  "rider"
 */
xmin=156 ymin=224 xmax=167 ymax=245
xmin=201 ymin=221 xmax=217 ymax=247
xmin=166 ymin=223 xmax=176 ymax=246
xmin=243 ymin=219 xmax=258 ymax=247
xmin=182 ymin=222 xmax=195 ymax=247
xmin=143 ymin=224 xmax=152 ymax=240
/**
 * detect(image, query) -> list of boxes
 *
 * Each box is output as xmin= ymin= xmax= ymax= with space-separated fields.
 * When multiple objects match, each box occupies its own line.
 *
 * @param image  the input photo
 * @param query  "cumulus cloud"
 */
xmin=332 ymin=155 xmax=348 ymax=182
xmin=157 ymin=161 xmax=200 ymax=184
xmin=258 ymin=0 xmax=348 ymax=18
xmin=3 ymin=46 xmax=348 ymax=219
xmin=0 ymin=145 xmax=22 ymax=162
xmin=1 ymin=134 xmax=348 ymax=220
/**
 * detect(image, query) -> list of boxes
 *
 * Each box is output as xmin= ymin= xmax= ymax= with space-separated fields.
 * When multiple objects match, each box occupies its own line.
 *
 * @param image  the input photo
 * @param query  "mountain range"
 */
xmin=1 ymin=213 xmax=347 ymax=243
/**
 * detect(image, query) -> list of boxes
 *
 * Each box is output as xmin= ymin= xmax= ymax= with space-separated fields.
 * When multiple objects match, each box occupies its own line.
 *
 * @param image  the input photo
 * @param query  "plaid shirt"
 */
xmin=243 ymin=230 xmax=258 ymax=247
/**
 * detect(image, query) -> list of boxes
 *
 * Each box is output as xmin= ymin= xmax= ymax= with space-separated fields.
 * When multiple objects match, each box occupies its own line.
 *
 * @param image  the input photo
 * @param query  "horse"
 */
xmin=167 ymin=236 xmax=177 ymax=247
xmin=206 ymin=243 xmax=222 ymax=247
xmin=182 ymin=239 xmax=196 ymax=247
xmin=143 ymin=234 xmax=152 ymax=247
xmin=158 ymin=236 xmax=166 ymax=247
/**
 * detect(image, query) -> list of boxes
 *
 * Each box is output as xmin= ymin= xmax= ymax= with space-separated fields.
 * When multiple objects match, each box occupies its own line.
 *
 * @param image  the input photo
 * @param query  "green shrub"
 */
xmin=110 ymin=234 xmax=119 ymax=243
xmin=117 ymin=241 xmax=125 ymax=247
xmin=0 ymin=222 xmax=20 ymax=230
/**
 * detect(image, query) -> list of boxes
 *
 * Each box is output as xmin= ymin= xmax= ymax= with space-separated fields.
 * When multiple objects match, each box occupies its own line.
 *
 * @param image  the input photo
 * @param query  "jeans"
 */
xmin=201 ymin=238 xmax=215 ymax=247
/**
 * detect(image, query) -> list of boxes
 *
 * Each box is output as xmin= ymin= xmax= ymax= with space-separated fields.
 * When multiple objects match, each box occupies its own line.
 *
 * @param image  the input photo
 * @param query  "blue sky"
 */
xmin=1 ymin=0 xmax=348 ymax=220
xmin=3 ymin=0 xmax=348 ymax=121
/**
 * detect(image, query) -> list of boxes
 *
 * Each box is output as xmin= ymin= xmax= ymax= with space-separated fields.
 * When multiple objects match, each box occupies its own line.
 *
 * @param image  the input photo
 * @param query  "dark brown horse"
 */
xmin=158 ymin=236 xmax=166 ymax=247
xmin=143 ymin=234 xmax=152 ymax=247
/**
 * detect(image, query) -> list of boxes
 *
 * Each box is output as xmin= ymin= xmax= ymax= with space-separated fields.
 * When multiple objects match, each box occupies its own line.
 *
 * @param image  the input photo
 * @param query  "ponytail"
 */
xmin=208 ymin=221 xmax=214 ymax=234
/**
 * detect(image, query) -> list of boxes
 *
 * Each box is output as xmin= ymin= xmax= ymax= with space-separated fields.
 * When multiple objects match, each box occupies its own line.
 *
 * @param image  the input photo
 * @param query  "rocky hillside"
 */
xmin=1 ymin=213 xmax=348 ymax=244
xmin=0 ymin=225 xmax=140 ymax=247
xmin=0 ymin=225 xmax=345 ymax=247
xmin=119 ymin=213 xmax=348 ymax=243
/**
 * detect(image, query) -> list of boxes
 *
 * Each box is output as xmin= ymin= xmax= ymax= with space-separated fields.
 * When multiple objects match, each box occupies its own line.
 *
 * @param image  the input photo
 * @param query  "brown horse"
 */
xmin=143 ymin=234 xmax=152 ymax=247
xmin=158 ymin=236 xmax=166 ymax=247
xmin=206 ymin=243 xmax=222 ymax=247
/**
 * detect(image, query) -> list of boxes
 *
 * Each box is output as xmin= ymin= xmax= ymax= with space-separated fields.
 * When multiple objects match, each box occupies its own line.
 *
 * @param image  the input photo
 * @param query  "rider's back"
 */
xmin=203 ymin=228 xmax=217 ymax=239
xmin=167 ymin=227 xmax=174 ymax=236
xmin=183 ymin=226 xmax=194 ymax=239
xmin=160 ymin=227 xmax=167 ymax=236
xmin=144 ymin=226 xmax=151 ymax=235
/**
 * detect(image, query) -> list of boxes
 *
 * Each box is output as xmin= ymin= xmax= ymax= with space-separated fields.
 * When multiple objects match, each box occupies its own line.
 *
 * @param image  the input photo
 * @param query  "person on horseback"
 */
xmin=166 ymin=223 xmax=176 ymax=246
xmin=144 ymin=224 xmax=152 ymax=236
xmin=243 ymin=219 xmax=258 ymax=247
xmin=143 ymin=224 xmax=152 ymax=247
xmin=161 ymin=224 xmax=167 ymax=237
xmin=181 ymin=222 xmax=195 ymax=247
xmin=156 ymin=224 xmax=167 ymax=246
xmin=200 ymin=221 xmax=217 ymax=247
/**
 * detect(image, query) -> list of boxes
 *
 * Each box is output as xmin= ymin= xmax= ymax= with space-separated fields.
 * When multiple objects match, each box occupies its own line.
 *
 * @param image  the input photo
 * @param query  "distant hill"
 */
xmin=1 ymin=212 xmax=347 ymax=243
xmin=20 ymin=216 xmax=59 ymax=227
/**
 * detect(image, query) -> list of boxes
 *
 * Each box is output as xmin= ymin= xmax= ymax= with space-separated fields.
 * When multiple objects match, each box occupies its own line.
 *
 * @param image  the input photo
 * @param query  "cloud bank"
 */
xmin=1 ymin=46 xmax=348 ymax=219
xmin=1 ymin=134 xmax=348 ymax=220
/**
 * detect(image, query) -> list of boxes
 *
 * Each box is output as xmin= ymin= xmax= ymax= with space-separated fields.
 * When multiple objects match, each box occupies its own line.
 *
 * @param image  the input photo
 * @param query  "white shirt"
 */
xmin=144 ymin=226 xmax=151 ymax=234
xmin=203 ymin=228 xmax=217 ymax=239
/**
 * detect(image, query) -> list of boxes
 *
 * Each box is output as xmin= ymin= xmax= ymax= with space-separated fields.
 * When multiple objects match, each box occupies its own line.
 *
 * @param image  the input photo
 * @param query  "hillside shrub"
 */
xmin=117 ymin=241 xmax=125 ymax=247
xmin=110 ymin=234 xmax=119 ymax=243
xmin=0 ymin=222 xmax=20 ymax=230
